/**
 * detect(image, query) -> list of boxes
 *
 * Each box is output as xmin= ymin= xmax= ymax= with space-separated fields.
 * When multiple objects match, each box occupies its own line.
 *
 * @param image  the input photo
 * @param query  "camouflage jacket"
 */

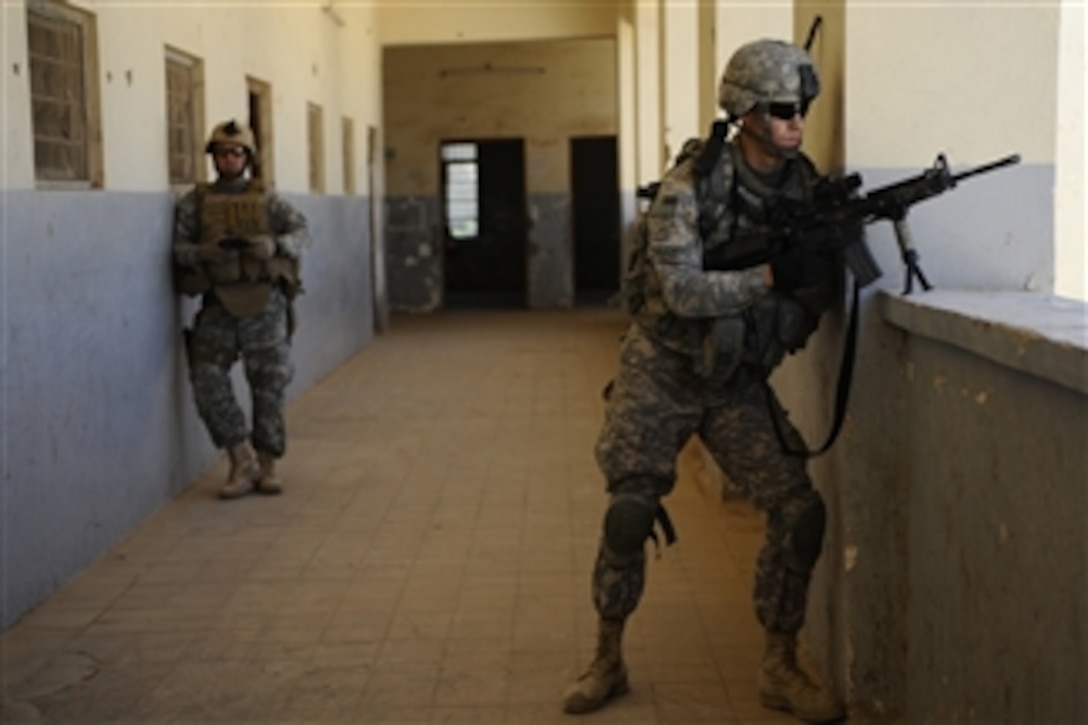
xmin=637 ymin=138 xmax=831 ymax=376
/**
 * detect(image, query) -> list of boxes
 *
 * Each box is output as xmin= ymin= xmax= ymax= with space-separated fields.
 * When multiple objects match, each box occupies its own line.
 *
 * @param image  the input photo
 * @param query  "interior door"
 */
xmin=442 ymin=138 xmax=527 ymax=308
xmin=571 ymin=136 xmax=620 ymax=306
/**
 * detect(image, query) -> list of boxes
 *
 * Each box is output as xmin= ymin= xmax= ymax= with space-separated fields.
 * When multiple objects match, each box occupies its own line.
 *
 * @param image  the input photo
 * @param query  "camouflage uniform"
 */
xmin=567 ymin=39 xmax=844 ymax=723
xmin=594 ymin=138 xmax=830 ymax=634
xmin=173 ymin=180 xmax=310 ymax=458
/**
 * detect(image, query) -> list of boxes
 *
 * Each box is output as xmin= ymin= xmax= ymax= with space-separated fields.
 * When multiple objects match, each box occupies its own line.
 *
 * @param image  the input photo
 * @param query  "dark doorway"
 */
xmin=570 ymin=136 xmax=620 ymax=306
xmin=441 ymin=138 xmax=528 ymax=308
xmin=245 ymin=76 xmax=273 ymax=183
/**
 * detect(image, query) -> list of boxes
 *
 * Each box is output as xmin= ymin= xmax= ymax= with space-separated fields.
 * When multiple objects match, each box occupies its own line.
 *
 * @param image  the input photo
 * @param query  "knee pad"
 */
xmin=603 ymin=493 xmax=659 ymax=557
xmin=787 ymin=494 xmax=827 ymax=570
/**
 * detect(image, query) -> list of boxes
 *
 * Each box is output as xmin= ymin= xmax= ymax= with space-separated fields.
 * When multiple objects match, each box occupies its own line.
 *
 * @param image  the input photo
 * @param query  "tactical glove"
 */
xmin=771 ymin=246 xmax=829 ymax=292
xmin=243 ymin=234 xmax=277 ymax=260
xmin=199 ymin=244 xmax=238 ymax=265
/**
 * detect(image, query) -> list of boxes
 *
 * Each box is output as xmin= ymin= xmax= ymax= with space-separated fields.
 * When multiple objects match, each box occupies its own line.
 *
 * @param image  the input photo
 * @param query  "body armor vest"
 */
xmin=633 ymin=139 xmax=825 ymax=379
xmin=192 ymin=180 xmax=300 ymax=318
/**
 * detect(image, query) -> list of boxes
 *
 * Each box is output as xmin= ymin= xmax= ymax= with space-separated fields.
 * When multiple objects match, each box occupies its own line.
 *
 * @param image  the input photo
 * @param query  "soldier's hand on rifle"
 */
xmin=770 ymin=245 xmax=829 ymax=292
xmin=243 ymin=234 xmax=277 ymax=260
xmin=200 ymin=242 xmax=239 ymax=265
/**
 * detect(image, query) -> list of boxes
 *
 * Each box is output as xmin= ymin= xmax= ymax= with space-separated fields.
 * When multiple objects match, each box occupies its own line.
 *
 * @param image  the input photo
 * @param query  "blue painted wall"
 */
xmin=0 ymin=190 xmax=374 ymax=629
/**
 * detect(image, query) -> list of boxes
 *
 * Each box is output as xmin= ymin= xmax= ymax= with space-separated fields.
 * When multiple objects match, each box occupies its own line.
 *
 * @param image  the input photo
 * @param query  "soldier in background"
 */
xmin=173 ymin=119 xmax=310 ymax=499
xmin=562 ymin=40 xmax=844 ymax=723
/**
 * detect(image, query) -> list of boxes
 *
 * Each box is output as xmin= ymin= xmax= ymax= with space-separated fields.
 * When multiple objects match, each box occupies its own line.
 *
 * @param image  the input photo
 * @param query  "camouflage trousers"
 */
xmin=187 ymin=289 xmax=294 ymax=456
xmin=592 ymin=324 xmax=825 ymax=634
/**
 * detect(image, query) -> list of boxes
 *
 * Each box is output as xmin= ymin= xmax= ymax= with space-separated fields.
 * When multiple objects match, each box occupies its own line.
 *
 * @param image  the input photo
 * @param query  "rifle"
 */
xmin=704 ymin=152 xmax=1021 ymax=294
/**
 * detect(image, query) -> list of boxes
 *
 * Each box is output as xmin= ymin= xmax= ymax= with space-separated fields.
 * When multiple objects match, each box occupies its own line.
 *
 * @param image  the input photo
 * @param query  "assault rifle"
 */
xmin=703 ymin=152 xmax=1021 ymax=294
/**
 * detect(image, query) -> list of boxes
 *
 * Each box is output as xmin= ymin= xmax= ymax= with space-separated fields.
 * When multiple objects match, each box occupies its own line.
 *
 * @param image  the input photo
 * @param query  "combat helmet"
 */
xmin=205 ymin=119 xmax=256 ymax=155
xmin=718 ymin=39 xmax=820 ymax=118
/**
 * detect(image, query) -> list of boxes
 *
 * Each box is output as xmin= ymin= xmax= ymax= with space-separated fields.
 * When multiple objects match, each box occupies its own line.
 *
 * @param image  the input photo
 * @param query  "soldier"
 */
xmin=173 ymin=119 xmax=310 ymax=499
xmin=563 ymin=40 xmax=845 ymax=722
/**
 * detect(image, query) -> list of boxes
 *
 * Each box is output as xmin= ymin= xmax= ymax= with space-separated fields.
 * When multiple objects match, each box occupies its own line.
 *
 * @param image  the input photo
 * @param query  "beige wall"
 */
xmin=383 ymin=40 xmax=617 ymax=197
xmin=1056 ymin=1 xmax=1085 ymax=300
xmin=3 ymin=2 xmax=382 ymax=195
xmin=714 ymin=2 xmax=793 ymax=98
xmin=378 ymin=0 xmax=615 ymax=46
xmin=661 ymin=1 xmax=700 ymax=161
xmin=846 ymin=3 xmax=1058 ymax=168
xmin=634 ymin=1 xmax=663 ymax=184
xmin=796 ymin=1 xmax=847 ymax=173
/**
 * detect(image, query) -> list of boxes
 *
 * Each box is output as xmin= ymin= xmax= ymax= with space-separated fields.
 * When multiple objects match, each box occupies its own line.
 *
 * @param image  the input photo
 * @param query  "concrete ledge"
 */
xmin=880 ymin=290 xmax=1088 ymax=395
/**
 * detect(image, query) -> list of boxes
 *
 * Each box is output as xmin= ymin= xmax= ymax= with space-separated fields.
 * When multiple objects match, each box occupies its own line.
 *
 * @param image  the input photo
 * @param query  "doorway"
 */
xmin=245 ymin=76 xmax=273 ymax=184
xmin=570 ymin=136 xmax=620 ymax=306
xmin=441 ymin=138 xmax=528 ymax=308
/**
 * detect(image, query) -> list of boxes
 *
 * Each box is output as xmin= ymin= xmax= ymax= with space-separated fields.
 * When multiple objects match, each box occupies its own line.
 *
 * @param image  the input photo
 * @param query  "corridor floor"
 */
xmin=2 ymin=309 xmax=797 ymax=724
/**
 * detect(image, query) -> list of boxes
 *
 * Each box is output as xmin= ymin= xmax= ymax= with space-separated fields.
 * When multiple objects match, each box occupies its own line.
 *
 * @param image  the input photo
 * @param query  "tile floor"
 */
xmin=1 ymin=309 xmax=797 ymax=724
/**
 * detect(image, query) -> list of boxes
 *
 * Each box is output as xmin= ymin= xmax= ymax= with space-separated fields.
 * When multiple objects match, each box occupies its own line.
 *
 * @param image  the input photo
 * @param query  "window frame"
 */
xmin=26 ymin=0 xmax=104 ymax=189
xmin=164 ymin=46 xmax=206 ymax=189
xmin=342 ymin=116 xmax=356 ymax=195
xmin=308 ymin=102 xmax=325 ymax=194
xmin=440 ymin=141 xmax=480 ymax=241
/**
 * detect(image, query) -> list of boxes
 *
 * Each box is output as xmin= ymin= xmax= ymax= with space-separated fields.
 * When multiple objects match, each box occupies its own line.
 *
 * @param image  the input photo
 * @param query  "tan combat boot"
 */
xmin=562 ymin=618 xmax=629 ymax=714
xmin=220 ymin=441 xmax=260 ymax=499
xmin=759 ymin=631 xmax=844 ymax=723
xmin=255 ymin=450 xmax=283 ymax=495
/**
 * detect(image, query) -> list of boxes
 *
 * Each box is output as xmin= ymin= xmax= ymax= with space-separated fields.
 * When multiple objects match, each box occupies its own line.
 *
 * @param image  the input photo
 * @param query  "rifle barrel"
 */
xmin=952 ymin=154 xmax=1021 ymax=184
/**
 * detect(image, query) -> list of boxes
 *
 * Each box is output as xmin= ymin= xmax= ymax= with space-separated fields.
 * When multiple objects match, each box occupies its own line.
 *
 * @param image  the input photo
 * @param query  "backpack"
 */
xmin=620 ymin=133 xmax=721 ymax=319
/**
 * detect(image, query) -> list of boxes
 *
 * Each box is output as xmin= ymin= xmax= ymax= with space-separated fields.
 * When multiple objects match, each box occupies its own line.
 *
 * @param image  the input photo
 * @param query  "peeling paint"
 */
xmin=975 ymin=390 xmax=989 ymax=404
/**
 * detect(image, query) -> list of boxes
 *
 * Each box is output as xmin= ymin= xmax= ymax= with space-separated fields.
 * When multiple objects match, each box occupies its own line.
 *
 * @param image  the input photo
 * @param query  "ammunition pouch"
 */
xmin=702 ymin=316 xmax=746 ymax=380
xmin=742 ymin=294 xmax=819 ymax=372
xmin=266 ymin=257 xmax=303 ymax=299
xmin=197 ymin=182 xmax=269 ymax=287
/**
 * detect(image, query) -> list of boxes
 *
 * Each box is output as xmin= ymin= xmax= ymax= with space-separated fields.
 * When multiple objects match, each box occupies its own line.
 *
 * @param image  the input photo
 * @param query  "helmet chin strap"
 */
xmin=738 ymin=110 xmax=799 ymax=163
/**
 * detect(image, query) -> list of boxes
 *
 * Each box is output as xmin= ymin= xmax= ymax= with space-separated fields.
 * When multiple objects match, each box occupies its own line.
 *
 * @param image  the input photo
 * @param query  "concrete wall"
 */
xmin=1 ymin=1 xmax=382 ymax=629
xmin=382 ymin=39 xmax=617 ymax=311
xmin=819 ymin=3 xmax=1069 ymax=718
xmin=880 ymin=292 xmax=1086 ymax=722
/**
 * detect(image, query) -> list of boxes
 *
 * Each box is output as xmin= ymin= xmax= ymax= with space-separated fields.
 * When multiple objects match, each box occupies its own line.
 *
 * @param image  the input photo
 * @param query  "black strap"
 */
xmin=767 ymin=278 xmax=861 ymax=458
xmin=648 ymin=503 xmax=679 ymax=557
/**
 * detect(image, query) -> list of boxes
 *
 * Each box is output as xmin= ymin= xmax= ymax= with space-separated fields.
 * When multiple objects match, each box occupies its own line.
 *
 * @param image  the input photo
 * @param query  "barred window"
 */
xmin=27 ymin=0 xmax=103 ymax=186
xmin=308 ymin=102 xmax=325 ymax=194
xmin=441 ymin=142 xmax=478 ymax=240
xmin=165 ymin=48 xmax=205 ymax=186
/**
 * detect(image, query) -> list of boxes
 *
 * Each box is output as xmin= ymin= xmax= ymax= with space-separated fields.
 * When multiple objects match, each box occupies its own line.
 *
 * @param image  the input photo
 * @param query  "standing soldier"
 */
xmin=563 ymin=40 xmax=845 ymax=723
xmin=173 ymin=119 xmax=310 ymax=499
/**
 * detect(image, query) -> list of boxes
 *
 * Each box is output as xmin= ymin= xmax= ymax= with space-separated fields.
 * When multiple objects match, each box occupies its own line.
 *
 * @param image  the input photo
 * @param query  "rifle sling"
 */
xmin=766 ymin=278 xmax=861 ymax=458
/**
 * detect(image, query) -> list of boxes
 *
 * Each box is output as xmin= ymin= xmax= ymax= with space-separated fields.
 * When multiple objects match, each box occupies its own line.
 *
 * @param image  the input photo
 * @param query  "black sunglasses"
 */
xmin=764 ymin=101 xmax=810 ymax=121
xmin=212 ymin=146 xmax=247 ymax=158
